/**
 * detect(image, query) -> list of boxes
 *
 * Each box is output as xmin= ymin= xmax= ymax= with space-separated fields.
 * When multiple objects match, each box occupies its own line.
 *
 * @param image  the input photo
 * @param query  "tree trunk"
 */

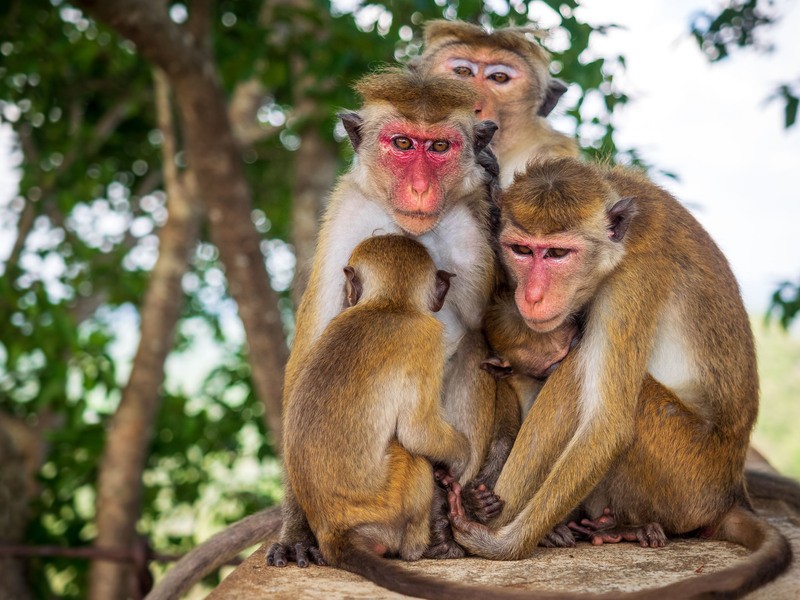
xmin=75 ymin=0 xmax=288 ymax=451
xmin=87 ymin=71 xmax=200 ymax=600
xmin=0 ymin=423 xmax=33 ymax=600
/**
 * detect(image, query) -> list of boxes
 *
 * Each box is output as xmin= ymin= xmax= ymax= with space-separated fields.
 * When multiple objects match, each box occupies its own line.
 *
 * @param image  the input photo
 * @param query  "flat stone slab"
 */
xmin=207 ymin=497 xmax=800 ymax=599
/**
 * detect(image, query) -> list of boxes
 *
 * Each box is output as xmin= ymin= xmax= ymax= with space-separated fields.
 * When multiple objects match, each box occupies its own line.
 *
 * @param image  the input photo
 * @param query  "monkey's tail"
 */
xmin=626 ymin=505 xmax=792 ymax=600
xmin=145 ymin=505 xmax=282 ymax=600
xmin=332 ymin=530 xmax=570 ymax=600
xmin=746 ymin=468 xmax=800 ymax=512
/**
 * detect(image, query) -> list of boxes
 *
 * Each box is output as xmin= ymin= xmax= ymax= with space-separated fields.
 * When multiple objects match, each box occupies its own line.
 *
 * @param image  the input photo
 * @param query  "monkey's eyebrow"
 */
xmin=486 ymin=64 xmax=519 ymax=76
xmin=445 ymin=57 xmax=479 ymax=71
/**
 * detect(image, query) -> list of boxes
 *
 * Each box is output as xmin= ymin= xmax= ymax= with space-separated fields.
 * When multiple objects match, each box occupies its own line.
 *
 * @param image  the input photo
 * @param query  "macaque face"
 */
xmin=377 ymin=120 xmax=466 ymax=235
xmin=426 ymin=45 xmax=533 ymax=135
xmin=499 ymin=228 xmax=588 ymax=333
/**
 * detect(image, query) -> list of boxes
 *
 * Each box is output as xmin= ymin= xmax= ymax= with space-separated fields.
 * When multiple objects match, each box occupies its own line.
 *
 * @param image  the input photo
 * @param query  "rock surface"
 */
xmin=207 ymin=454 xmax=800 ymax=599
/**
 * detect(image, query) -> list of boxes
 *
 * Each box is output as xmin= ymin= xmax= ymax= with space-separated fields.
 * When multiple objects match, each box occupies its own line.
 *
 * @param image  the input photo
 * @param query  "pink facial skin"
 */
xmin=377 ymin=121 xmax=464 ymax=235
xmin=501 ymin=233 xmax=586 ymax=332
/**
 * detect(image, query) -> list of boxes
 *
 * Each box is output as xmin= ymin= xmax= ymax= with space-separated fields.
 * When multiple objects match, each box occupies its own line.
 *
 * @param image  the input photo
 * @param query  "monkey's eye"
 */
xmin=510 ymin=244 xmax=533 ymax=256
xmin=453 ymin=65 xmax=474 ymax=77
xmin=392 ymin=137 xmax=413 ymax=150
xmin=544 ymin=248 xmax=571 ymax=259
xmin=488 ymin=72 xmax=510 ymax=84
xmin=430 ymin=140 xmax=450 ymax=153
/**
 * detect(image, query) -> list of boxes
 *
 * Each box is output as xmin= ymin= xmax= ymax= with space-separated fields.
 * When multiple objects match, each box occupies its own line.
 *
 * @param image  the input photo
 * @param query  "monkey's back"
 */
xmin=283 ymin=303 xmax=446 ymax=535
xmin=604 ymin=166 xmax=758 ymax=443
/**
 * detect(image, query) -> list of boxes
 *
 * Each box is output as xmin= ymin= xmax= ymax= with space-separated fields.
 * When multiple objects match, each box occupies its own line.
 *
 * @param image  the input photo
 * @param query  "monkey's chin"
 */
xmin=522 ymin=314 xmax=567 ymax=334
xmin=394 ymin=212 xmax=440 ymax=236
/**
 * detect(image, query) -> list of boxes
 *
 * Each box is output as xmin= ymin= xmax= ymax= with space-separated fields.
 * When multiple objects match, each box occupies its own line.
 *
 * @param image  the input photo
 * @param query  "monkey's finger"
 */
xmin=266 ymin=543 xmax=288 ymax=567
xmin=308 ymin=546 xmax=327 ymax=565
xmin=292 ymin=543 xmax=310 ymax=568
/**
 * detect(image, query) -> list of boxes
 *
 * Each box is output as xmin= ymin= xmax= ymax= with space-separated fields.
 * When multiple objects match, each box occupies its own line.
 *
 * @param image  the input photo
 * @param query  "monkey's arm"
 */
xmin=460 ymin=379 xmax=520 ymax=522
xmin=453 ymin=276 xmax=663 ymax=559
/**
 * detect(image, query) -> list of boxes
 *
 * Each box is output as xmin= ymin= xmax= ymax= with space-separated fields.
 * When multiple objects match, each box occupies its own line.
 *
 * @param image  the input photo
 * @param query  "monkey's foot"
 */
xmin=539 ymin=523 xmax=577 ymax=548
xmin=423 ymin=513 xmax=466 ymax=559
xmin=425 ymin=483 xmax=466 ymax=559
xmin=568 ymin=509 xmax=667 ymax=548
xmin=266 ymin=541 xmax=326 ymax=568
xmin=461 ymin=481 xmax=504 ymax=523
xmin=447 ymin=487 xmax=494 ymax=537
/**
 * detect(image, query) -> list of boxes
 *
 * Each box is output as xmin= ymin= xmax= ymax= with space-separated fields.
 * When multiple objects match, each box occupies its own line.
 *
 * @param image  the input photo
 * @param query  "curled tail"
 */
xmin=746 ymin=469 xmax=800 ymax=512
xmin=624 ymin=505 xmax=792 ymax=600
xmin=330 ymin=530 xmax=580 ymax=600
xmin=145 ymin=506 xmax=282 ymax=600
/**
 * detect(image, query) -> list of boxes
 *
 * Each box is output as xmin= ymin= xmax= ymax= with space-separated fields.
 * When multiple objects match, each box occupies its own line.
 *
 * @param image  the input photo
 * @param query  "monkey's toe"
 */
xmin=540 ymin=524 xmax=577 ymax=548
xmin=266 ymin=543 xmax=288 ymax=567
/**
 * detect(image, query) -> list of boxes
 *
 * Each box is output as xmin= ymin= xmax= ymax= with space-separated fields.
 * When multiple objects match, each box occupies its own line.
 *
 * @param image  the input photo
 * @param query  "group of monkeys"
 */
xmin=149 ymin=20 xmax=799 ymax=600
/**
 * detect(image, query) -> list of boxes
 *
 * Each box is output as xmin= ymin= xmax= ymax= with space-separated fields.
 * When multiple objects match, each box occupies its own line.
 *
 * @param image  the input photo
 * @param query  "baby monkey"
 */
xmin=283 ymin=234 xmax=474 ymax=597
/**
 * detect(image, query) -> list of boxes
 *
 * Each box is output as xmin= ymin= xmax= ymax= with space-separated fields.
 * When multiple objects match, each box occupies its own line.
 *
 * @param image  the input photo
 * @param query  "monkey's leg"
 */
xmin=587 ymin=376 xmax=740 ymax=540
xmin=266 ymin=482 xmax=325 ymax=567
xmin=403 ymin=458 xmax=442 ymax=561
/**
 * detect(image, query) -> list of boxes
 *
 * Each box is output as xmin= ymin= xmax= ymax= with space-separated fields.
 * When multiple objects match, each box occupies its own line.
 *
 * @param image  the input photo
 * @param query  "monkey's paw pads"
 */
xmin=266 ymin=541 xmax=326 ymax=568
xmin=461 ymin=482 xmax=504 ymax=523
xmin=539 ymin=524 xmax=577 ymax=548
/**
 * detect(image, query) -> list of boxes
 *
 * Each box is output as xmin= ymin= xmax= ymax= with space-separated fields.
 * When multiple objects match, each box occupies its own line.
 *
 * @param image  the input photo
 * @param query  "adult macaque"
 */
xmin=446 ymin=157 xmax=791 ymax=597
xmin=418 ymin=18 xmax=800 ymax=532
xmin=414 ymin=20 xmax=579 ymax=189
xmin=268 ymin=67 xmax=516 ymax=567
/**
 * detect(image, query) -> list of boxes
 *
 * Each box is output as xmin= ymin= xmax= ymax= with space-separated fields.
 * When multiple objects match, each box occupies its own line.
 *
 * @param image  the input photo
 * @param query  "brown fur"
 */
xmin=269 ymin=67 xmax=515 ymax=566
xmin=356 ymin=66 xmax=477 ymax=123
xmin=449 ymin=158 xmax=792 ymax=598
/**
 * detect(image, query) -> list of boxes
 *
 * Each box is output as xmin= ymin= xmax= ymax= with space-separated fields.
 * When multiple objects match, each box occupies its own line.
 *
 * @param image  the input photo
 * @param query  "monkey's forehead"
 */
xmin=354 ymin=67 xmax=477 ymax=117
xmin=361 ymin=100 xmax=475 ymax=128
xmin=423 ymin=20 xmax=549 ymax=62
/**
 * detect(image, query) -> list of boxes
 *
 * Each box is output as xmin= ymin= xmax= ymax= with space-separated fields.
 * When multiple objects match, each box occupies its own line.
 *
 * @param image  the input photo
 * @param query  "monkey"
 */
xmin=414 ymin=20 xmax=579 ymax=190
xmin=267 ymin=66 xmax=519 ymax=567
xmin=444 ymin=157 xmax=791 ymax=598
xmin=416 ymin=18 xmax=800 ymax=525
xmin=144 ymin=68 xmax=513 ymax=599
xmin=281 ymin=233 xmax=477 ymax=589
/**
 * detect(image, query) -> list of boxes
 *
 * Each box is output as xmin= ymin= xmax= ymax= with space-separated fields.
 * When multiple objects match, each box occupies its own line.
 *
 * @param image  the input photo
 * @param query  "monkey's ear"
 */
xmin=343 ymin=266 xmax=362 ymax=307
xmin=607 ymin=197 xmax=637 ymax=242
xmin=474 ymin=120 xmax=499 ymax=153
xmin=432 ymin=270 xmax=456 ymax=312
xmin=480 ymin=357 xmax=514 ymax=379
xmin=337 ymin=112 xmax=364 ymax=151
xmin=538 ymin=79 xmax=568 ymax=117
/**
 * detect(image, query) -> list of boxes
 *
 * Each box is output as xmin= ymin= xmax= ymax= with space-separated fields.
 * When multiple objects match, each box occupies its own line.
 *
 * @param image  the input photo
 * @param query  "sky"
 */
xmin=1 ymin=0 xmax=799 ymax=315
xmin=570 ymin=0 xmax=800 ymax=312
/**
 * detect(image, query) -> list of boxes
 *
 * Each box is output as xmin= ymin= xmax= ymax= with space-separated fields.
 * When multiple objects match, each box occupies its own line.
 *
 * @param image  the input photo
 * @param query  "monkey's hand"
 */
xmin=539 ymin=523 xmax=577 ymax=548
xmin=460 ymin=481 xmax=504 ymax=524
xmin=266 ymin=538 xmax=326 ymax=568
xmin=447 ymin=483 xmax=495 ymax=542
xmin=567 ymin=508 xmax=667 ymax=548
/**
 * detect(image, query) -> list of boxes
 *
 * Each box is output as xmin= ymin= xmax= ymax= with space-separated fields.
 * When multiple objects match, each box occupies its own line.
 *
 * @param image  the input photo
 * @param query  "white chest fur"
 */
xmin=310 ymin=190 xmax=491 ymax=358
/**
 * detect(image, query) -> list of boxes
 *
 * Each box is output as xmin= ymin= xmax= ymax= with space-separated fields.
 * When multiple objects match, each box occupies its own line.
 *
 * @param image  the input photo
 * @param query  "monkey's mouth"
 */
xmin=394 ymin=210 xmax=441 ymax=236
